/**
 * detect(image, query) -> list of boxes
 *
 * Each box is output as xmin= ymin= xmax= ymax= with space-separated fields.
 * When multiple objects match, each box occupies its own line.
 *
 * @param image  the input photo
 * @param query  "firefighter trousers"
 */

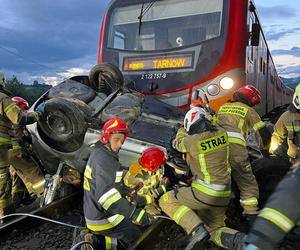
xmin=159 ymin=186 xmax=239 ymax=248
xmin=8 ymin=145 xmax=45 ymax=195
xmin=0 ymin=144 xmax=45 ymax=211
xmin=230 ymin=143 xmax=259 ymax=214
xmin=91 ymin=217 xmax=142 ymax=248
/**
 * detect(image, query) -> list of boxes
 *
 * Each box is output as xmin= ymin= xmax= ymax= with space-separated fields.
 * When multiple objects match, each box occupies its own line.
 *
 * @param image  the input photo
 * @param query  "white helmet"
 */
xmin=293 ymin=83 xmax=300 ymax=109
xmin=184 ymin=107 xmax=210 ymax=132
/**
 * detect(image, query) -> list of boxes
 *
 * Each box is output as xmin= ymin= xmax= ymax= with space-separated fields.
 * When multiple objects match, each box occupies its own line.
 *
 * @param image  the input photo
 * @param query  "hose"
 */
xmin=70 ymin=241 xmax=94 ymax=250
xmin=1 ymin=213 xmax=85 ymax=229
xmin=153 ymin=215 xmax=173 ymax=221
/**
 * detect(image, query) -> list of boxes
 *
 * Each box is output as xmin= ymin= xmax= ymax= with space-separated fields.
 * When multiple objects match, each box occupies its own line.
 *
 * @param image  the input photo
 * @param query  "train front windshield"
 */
xmin=108 ymin=0 xmax=224 ymax=51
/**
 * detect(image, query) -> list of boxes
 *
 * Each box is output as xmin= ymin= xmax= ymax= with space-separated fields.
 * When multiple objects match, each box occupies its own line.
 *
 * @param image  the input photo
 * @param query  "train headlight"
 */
xmin=207 ymin=84 xmax=220 ymax=96
xmin=220 ymin=77 xmax=234 ymax=90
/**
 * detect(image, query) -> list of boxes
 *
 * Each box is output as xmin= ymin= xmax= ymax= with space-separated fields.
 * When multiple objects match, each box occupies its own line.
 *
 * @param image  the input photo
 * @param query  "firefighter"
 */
xmin=245 ymin=160 xmax=300 ymax=250
xmin=269 ymin=83 xmax=300 ymax=163
xmin=216 ymin=85 xmax=271 ymax=217
xmin=159 ymin=107 xmax=245 ymax=250
xmin=9 ymin=96 xmax=45 ymax=205
xmin=0 ymin=73 xmax=42 ymax=223
xmin=123 ymin=147 xmax=168 ymax=215
xmin=83 ymin=117 xmax=153 ymax=249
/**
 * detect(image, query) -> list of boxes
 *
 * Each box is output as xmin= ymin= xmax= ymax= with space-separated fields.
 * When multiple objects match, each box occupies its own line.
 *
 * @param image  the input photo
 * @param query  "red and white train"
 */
xmin=98 ymin=0 xmax=293 ymax=115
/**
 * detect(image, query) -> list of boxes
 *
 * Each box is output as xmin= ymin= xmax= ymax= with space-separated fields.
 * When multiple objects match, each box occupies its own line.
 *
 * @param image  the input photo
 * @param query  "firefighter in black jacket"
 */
xmin=83 ymin=117 xmax=153 ymax=249
xmin=245 ymin=161 xmax=300 ymax=250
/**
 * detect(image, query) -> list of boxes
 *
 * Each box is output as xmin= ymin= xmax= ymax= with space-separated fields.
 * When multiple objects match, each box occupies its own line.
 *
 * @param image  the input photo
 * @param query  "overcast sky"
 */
xmin=0 ymin=0 xmax=300 ymax=85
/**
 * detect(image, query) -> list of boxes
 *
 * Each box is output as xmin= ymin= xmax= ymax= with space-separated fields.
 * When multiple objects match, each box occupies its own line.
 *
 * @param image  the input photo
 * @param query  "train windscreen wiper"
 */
xmin=138 ymin=0 xmax=157 ymax=35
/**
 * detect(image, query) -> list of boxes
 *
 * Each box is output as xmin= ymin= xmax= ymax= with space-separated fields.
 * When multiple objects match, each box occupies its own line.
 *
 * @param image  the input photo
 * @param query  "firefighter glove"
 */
xmin=149 ymin=185 xmax=167 ymax=199
xmin=36 ymin=102 xmax=45 ymax=113
xmin=133 ymin=195 xmax=148 ymax=208
xmin=131 ymin=208 xmax=154 ymax=226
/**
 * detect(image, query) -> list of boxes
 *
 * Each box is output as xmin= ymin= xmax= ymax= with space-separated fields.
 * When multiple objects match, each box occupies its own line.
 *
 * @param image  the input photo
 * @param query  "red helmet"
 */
xmin=100 ymin=117 xmax=129 ymax=143
xmin=140 ymin=147 xmax=167 ymax=172
xmin=11 ymin=96 xmax=29 ymax=110
xmin=237 ymin=85 xmax=261 ymax=106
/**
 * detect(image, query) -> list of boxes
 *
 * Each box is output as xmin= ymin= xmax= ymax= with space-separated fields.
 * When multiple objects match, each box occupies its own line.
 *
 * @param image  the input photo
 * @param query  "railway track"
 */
xmin=0 ymin=190 xmax=299 ymax=250
xmin=0 ymin=191 xmax=84 ymax=249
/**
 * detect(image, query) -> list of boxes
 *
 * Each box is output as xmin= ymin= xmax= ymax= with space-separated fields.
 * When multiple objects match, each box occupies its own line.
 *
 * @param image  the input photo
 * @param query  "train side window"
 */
xmin=263 ymin=61 xmax=266 ymax=75
xmin=259 ymin=57 xmax=263 ymax=72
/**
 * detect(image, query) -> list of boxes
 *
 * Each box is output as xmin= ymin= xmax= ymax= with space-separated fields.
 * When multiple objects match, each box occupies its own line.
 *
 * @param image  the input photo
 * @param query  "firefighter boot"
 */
xmin=185 ymin=224 xmax=209 ymax=250
xmin=220 ymin=231 xmax=246 ymax=250
xmin=0 ymin=205 xmax=16 ymax=225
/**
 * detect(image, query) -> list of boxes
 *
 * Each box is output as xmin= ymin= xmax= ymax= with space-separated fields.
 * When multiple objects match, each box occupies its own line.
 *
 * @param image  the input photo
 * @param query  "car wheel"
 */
xmin=89 ymin=63 xmax=124 ymax=95
xmin=37 ymin=98 xmax=87 ymax=152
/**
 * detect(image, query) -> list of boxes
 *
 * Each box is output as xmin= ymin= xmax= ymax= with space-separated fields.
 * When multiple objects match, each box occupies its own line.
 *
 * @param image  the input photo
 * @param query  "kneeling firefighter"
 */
xmin=0 ymin=73 xmax=43 ymax=223
xmin=82 ymin=117 xmax=154 ymax=249
xmin=159 ymin=107 xmax=245 ymax=250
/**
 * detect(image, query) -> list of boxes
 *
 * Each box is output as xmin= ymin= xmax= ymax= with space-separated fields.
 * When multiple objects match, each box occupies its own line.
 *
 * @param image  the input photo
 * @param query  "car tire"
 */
xmin=37 ymin=98 xmax=88 ymax=152
xmin=89 ymin=63 xmax=124 ymax=95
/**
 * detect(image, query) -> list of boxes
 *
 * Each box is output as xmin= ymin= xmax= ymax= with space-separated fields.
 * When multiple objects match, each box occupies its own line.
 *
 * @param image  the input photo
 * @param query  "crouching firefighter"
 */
xmin=269 ymin=83 xmax=300 ymax=164
xmin=0 ymin=73 xmax=42 ymax=224
xmin=83 ymin=117 xmax=154 ymax=249
xmin=124 ymin=147 xmax=169 ymax=215
xmin=159 ymin=107 xmax=245 ymax=250
xmin=245 ymin=160 xmax=300 ymax=250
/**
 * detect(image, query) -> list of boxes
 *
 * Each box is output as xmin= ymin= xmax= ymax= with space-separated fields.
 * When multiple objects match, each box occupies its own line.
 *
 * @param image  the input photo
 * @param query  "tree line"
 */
xmin=4 ymin=76 xmax=51 ymax=105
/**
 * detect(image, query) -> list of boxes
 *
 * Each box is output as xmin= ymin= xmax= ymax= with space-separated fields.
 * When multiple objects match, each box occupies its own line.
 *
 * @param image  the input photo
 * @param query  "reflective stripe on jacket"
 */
xmin=83 ymin=142 xmax=135 ymax=232
xmin=217 ymin=102 xmax=265 ymax=146
xmin=174 ymin=126 xmax=231 ymax=205
xmin=0 ymin=92 xmax=39 ymax=145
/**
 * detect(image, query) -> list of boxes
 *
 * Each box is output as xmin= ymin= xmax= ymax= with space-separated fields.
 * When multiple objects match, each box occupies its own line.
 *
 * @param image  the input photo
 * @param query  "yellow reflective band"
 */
xmin=136 ymin=209 xmax=145 ymax=223
xmin=192 ymin=183 xmax=231 ymax=197
xmin=0 ymin=137 xmax=11 ymax=143
xmin=102 ymin=192 xmax=122 ymax=210
xmin=173 ymin=205 xmax=191 ymax=224
xmin=114 ymin=171 xmax=123 ymax=183
xmin=0 ymin=197 xmax=12 ymax=209
xmin=253 ymin=121 xmax=265 ymax=131
xmin=198 ymin=133 xmax=228 ymax=154
xmin=240 ymin=198 xmax=258 ymax=206
xmin=4 ymin=103 xmax=18 ymax=114
xmin=105 ymin=236 xmax=112 ymax=250
xmin=259 ymin=208 xmax=295 ymax=233
xmin=286 ymin=125 xmax=300 ymax=132
xmin=83 ymin=177 xmax=90 ymax=191
xmin=238 ymin=119 xmax=245 ymax=130
xmin=12 ymin=144 xmax=21 ymax=150
xmin=32 ymin=179 xmax=45 ymax=190
xmin=228 ymin=137 xmax=246 ymax=146
xmin=199 ymin=153 xmax=210 ymax=184
xmin=145 ymin=195 xmax=153 ymax=204
xmin=162 ymin=192 xmax=169 ymax=202
xmin=244 ymin=164 xmax=251 ymax=172
xmin=213 ymin=227 xmax=226 ymax=248
xmin=86 ymin=215 xmax=124 ymax=231
xmin=218 ymin=105 xmax=248 ymax=118
xmin=161 ymin=185 xmax=167 ymax=193
xmin=84 ymin=165 xmax=92 ymax=179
